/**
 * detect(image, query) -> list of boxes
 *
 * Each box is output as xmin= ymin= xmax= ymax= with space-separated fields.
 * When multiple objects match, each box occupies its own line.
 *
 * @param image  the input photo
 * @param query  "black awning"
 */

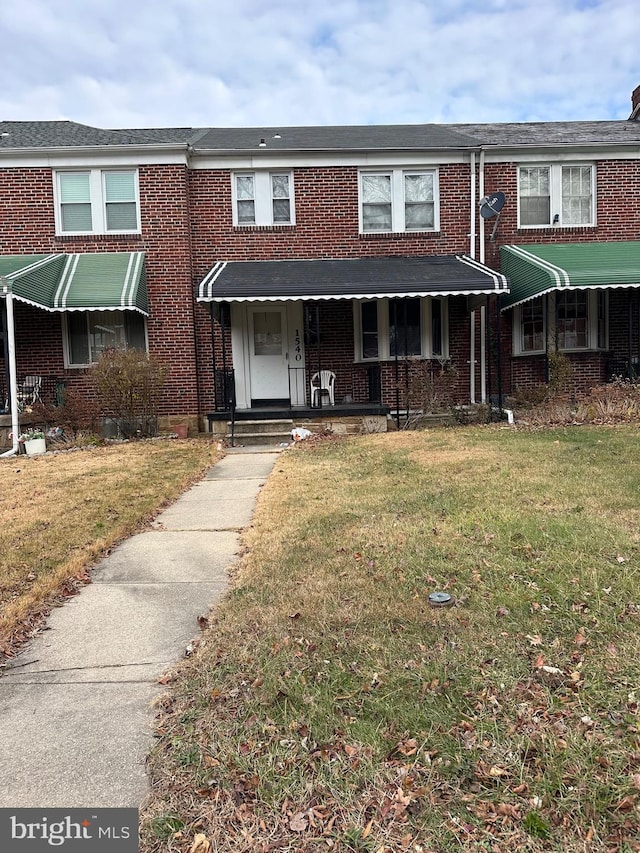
xmin=197 ymin=255 xmax=509 ymax=302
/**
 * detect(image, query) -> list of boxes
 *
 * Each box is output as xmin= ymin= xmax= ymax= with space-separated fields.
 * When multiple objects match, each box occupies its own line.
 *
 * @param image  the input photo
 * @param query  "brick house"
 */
xmin=1 ymin=87 xmax=640 ymax=448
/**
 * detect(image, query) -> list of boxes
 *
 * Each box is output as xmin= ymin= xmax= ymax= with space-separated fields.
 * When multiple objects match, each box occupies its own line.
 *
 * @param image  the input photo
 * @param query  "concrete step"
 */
xmin=227 ymin=431 xmax=292 ymax=446
xmin=226 ymin=418 xmax=294 ymax=446
xmin=230 ymin=418 xmax=294 ymax=435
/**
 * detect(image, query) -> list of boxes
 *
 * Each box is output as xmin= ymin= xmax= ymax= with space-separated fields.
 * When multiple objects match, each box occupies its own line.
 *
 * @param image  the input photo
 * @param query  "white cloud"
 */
xmin=0 ymin=0 xmax=637 ymax=128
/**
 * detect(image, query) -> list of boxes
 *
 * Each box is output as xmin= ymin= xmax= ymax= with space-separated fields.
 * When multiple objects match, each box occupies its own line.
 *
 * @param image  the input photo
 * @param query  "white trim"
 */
xmin=198 ymin=288 xmax=499 ymax=303
xmin=0 ymin=149 xmax=188 ymax=168
xmin=191 ymin=150 xmax=470 ymax=170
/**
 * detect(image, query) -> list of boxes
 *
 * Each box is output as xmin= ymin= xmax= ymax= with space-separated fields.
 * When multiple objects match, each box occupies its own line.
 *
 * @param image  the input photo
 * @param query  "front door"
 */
xmin=248 ymin=306 xmax=290 ymax=404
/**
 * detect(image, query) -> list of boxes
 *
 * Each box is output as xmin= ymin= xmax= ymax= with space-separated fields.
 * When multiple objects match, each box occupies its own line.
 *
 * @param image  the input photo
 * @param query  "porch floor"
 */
xmin=207 ymin=402 xmax=389 ymax=424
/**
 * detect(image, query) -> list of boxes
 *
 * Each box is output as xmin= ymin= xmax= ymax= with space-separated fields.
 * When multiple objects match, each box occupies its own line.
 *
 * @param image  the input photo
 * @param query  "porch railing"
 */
xmin=0 ymin=375 xmax=66 ymax=413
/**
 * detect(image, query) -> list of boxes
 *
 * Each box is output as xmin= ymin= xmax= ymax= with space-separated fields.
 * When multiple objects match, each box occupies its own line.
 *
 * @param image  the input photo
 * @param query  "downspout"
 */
xmin=478 ymin=148 xmax=487 ymax=402
xmin=1 ymin=278 xmax=20 ymax=457
xmin=469 ymin=151 xmax=477 ymax=404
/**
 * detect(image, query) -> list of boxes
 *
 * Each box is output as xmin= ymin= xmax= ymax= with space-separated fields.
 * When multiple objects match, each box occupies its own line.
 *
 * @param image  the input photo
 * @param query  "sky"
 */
xmin=0 ymin=0 xmax=638 ymax=130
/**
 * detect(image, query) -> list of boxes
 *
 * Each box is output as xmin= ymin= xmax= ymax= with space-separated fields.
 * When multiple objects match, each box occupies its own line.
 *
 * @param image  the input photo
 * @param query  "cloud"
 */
xmin=0 ymin=0 xmax=638 ymax=128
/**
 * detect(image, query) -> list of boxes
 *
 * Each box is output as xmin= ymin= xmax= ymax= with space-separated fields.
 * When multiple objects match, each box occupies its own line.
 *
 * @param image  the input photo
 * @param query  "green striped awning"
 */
xmin=501 ymin=241 xmax=640 ymax=309
xmin=0 ymin=252 xmax=148 ymax=314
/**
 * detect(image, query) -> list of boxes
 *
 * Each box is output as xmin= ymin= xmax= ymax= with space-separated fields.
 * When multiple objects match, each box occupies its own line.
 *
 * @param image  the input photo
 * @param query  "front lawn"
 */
xmin=142 ymin=426 xmax=640 ymax=853
xmin=0 ymin=440 xmax=218 ymax=659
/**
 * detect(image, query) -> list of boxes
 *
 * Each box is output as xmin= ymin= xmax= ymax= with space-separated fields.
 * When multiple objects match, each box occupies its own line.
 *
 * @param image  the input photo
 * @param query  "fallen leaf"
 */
xmin=526 ymin=634 xmax=543 ymax=646
xmin=189 ymin=834 xmax=211 ymax=853
xmin=289 ymin=812 xmax=308 ymax=832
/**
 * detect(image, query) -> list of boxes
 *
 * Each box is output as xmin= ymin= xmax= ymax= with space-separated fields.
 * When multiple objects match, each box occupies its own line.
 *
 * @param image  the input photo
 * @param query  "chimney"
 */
xmin=630 ymin=85 xmax=640 ymax=120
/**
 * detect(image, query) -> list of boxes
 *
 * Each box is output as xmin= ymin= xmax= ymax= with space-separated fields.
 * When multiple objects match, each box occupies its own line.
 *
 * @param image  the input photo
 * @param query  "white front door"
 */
xmin=248 ymin=306 xmax=290 ymax=402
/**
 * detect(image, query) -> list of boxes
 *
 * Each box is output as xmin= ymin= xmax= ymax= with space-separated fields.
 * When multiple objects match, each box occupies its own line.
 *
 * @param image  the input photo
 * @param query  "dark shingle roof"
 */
xmin=192 ymin=124 xmax=481 ymax=151
xmin=0 ymin=121 xmax=197 ymax=149
xmin=2 ymin=118 xmax=640 ymax=154
xmin=449 ymin=120 xmax=640 ymax=146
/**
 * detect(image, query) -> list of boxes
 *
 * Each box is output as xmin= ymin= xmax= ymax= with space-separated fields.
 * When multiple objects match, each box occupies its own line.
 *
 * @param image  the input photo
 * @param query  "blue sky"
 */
xmin=0 ymin=0 xmax=638 ymax=129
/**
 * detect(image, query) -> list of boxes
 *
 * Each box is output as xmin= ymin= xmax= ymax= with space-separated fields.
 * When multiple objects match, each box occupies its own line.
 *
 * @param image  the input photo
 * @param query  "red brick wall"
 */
xmin=190 ymin=163 xmax=478 ymax=410
xmin=488 ymin=159 xmax=640 ymax=396
xmin=0 ymin=165 xmax=198 ymax=419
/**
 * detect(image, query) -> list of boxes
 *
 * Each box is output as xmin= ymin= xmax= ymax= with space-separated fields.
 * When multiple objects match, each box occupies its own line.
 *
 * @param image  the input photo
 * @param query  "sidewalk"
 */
xmin=0 ymin=447 xmax=280 ymax=808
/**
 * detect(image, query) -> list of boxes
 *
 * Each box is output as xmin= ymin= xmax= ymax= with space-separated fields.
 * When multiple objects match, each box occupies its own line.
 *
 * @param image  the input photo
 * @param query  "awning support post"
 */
xmin=1 ymin=280 xmax=20 ymax=457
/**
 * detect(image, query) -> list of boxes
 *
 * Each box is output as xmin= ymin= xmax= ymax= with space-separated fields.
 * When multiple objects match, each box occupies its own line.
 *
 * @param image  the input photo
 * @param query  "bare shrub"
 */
xmin=30 ymin=388 xmax=101 ymax=443
xmin=92 ymin=349 xmax=167 ymax=438
xmin=575 ymin=378 xmax=640 ymax=423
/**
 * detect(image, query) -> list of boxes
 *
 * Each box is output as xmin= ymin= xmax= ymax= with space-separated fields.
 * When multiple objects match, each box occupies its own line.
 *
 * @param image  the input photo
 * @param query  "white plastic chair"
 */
xmin=310 ymin=370 xmax=336 ymax=407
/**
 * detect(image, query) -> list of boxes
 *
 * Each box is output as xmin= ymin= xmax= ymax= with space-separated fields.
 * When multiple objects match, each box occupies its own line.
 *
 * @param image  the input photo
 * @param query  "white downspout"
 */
xmin=478 ymin=149 xmax=487 ymax=402
xmin=469 ymin=150 xmax=477 ymax=404
xmin=1 ymin=279 xmax=20 ymax=457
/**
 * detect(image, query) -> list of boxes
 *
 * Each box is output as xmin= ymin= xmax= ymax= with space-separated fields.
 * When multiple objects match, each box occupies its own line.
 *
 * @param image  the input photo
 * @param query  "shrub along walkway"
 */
xmin=0 ymin=447 xmax=280 ymax=808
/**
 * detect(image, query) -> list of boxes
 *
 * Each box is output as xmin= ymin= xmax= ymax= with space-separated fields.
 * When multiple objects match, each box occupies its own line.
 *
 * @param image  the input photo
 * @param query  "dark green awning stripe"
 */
xmin=2 ymin=252 xmax=148 ymax=315
xmin=501 ymin=241 xmax=640 ymax=309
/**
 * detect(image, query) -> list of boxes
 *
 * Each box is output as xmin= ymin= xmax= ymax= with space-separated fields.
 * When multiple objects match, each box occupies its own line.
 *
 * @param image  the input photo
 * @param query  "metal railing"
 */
xmin=0 ymin=375 xmax=66 ymax=414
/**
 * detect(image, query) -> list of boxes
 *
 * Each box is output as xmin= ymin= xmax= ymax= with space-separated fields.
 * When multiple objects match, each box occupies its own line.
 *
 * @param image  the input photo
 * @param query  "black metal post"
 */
xmin=2 ymin=298 xmax=9 ymax=410
xmin=496 ymin=295 xmax=503 ymax=413
xmin=544 ymin=294 xmax=550 ymax=383
xmin=393 ymin=299 xmax=400 ymax=429
xmin=316 ymin=304 xmax=322 ymax=408
xmin=628 ymin=296 xmax=633 ymax=379
xmin=486 ymin=297 xmax=492 ymax=405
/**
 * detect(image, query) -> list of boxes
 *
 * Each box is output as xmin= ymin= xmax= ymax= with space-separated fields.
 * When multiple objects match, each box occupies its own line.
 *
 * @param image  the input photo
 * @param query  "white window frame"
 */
xmin=54 ymin=169 xmax=141 ymax=235
xmin=353 ymin=297 xmax=448 ymax=361
xmin=359 ymin=168 xmax=439 ymax=234
xmin=513 ymin=291 xmax=608 ymax=355
xmin=63 ymin=311 xmax=148 ymax=368
xmin=517 ymin=164 xmax=595 ymax=229
xmin=231 ymin=171 xmax=295 ymax=227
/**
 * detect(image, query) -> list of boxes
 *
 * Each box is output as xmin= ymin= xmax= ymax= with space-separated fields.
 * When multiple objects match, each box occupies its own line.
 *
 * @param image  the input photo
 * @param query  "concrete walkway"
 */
xmin=0 ymin=447 xmax=280 ymax=808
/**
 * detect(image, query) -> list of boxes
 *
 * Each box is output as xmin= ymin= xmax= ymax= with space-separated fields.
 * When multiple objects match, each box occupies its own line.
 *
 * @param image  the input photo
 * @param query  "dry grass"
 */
xmin=141 ymin=425 xmax=640 ymax=853
xmin=0 ymin=439 xmax=218 ymax=658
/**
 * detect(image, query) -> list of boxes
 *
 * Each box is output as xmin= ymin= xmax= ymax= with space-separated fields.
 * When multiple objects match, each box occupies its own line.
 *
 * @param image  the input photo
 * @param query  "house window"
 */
xmin=389 ymin=298 xmax=421 ymax=356
xmin=233 ymin=172 xmax=294 ymax=226
xmin=355 ymin=297 xmax=447 ymax=360
xmin=521 ymin=298 xmax=545 ymax=353
xmin=360 ymin=169 xmax=438 ymax=233
xmin=557 ymin=291 xmax=588 ymax=349
xmin=65 ymin=311 xmax=146 ymax=367
xmin=518 ymin=165 xmax=594 ymax=227
xmin=513 ymin=291 xmax=608 ymax=354
xmin=55 ymin=170 xmax=140 ymax=235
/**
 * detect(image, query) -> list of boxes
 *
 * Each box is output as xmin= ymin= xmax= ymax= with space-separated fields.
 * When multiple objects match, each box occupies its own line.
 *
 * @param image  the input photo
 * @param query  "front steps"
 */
xmin=226 ymin=418 xmax=294 ymax=446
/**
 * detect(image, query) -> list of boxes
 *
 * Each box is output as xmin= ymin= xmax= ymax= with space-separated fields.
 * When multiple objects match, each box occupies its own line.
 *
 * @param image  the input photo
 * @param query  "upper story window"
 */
xmin=55 ymin=170 xmax=140 ymax=235
xmin=360 ymin=169 xmax=438 ymax=233
xmin=354 ymin=297 xmax=447 ymax=361
xmin=232 ymin=171 xmax=294 ymax=226
xmin=518 ymin=165 xmax=595 ymax=228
